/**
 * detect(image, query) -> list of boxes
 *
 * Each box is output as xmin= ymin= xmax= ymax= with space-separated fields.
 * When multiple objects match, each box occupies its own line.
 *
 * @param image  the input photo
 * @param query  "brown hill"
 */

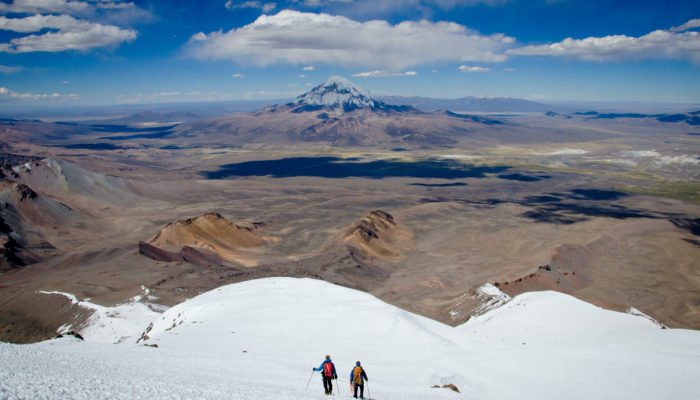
xmin=336 ymin=210 xmax=414 ymax=263
xmin=143 ymin=213 xmax=278 ymax=267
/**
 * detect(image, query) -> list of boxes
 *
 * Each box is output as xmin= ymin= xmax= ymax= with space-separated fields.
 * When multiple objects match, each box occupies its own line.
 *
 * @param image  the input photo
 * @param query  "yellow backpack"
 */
xmin=353 ymin=366 xmax=363 ymax=384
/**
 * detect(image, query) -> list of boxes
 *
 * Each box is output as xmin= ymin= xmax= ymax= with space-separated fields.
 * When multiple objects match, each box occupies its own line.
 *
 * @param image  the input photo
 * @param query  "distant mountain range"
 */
xmin=379 ymin=95 xmax=558 ymax=113
xmin=172 ymin=76 xmax=509 ymax=147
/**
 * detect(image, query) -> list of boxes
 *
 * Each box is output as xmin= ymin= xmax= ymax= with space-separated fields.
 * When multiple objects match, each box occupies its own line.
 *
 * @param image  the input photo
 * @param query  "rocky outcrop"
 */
xmin=494 ymin=243 xmax=594 ymax=298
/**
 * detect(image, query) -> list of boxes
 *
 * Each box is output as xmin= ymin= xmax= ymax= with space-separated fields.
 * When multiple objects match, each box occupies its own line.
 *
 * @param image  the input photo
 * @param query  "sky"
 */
xmin=0 ymin=0 xmax=699 ymax=109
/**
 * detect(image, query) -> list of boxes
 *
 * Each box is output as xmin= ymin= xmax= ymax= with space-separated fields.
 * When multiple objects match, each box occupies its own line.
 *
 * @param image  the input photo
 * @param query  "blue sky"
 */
xmin=1 ymin=0 xmax=699 ymax=109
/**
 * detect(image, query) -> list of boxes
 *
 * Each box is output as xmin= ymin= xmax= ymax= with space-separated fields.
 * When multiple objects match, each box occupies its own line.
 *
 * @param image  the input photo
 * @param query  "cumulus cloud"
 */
xmin=458 ymin=65 xmax=490 ymax=72
xmin=225 ymin=1 xmax=277 ymax=13
xmin=232 ymin=73 xmax=245 ymax=78
xmin=302 ymin=65 xmax=314 ymax=71
xmin=0 ymin=86 xmax=78 ymax=101
xmin=508 ymin=23 xmax=700 ymax=63
xmin=0 ymin=1 xmax=147 ymax=53
xmin=186 ymin=10 xmax=513 ymax=70
xmin=0 ymin=13 xmax=136 ymax=52
xmin=0 ymin=17 xmax=136 ymax=52
xmin=1 ymin=14 xmax=90 ymax=32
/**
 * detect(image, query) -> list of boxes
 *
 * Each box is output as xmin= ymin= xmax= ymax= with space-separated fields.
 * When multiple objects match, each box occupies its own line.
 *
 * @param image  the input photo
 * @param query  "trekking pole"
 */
xmin=305 ymin=370 xmax=315 ymax=391
xmin=366 ymin=381 xmax=370 ymax=400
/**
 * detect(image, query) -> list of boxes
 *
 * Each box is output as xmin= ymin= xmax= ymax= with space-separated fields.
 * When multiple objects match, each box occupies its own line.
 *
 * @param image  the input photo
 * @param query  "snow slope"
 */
xmin=295 ymin=76 xmax=379 ymax=109
xmin=39 ymin=287 xmax=163 ymax=344
xmin=2 ymin=277 xmax=699 ymax=400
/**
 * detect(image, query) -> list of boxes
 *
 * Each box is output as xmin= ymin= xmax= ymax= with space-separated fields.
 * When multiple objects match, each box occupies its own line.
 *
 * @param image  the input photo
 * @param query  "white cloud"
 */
xmin=298 ymin=74 xmax=305 ymax=77
xmin=352 ymin=70 xmax=393 ymax=77
xmin=186 ymin=10 xmax=513 ymax=70
xmin=458 ymin=65 xmax=490 ymax=72
xmin=0 ymin=65 xmax=23 ymax=74
xmin=0 ymin=0 xmax=90 ymax=14
xmin=226 ymin=1 xmax=258 ymax=9
xmin=302 ymin=65 xmax=314 ymax=71
xmin=0 ymin=28 xmax=135 ymax=53
xmin=225 ymin=1 xmax=276 ymax=13
xmin=61 ymin=80 xmax=70 ymax=84
xmin=1 ymin=14 xmax=90 ymax=33
xmin=0 ymin=86 xmax=78 ymax=101
xmin=262 ymin=2 xmax=277 ymax=13
xmin=670 ymin=18 xmax=700 ymax=32
xmin=0 ymin=19 xmax=136 ymax=52
xmin=0 ymin=1 xmax=140 ymax=15
xmin=508 ymin=26 xmax=700 ymax=63
xmin=352 ymin=70 xmax=418 ymax=77
xmin=232 ymin=73 xmax=245 ymax=78
xmin=0 ymin=3 xmax=140 ymax=53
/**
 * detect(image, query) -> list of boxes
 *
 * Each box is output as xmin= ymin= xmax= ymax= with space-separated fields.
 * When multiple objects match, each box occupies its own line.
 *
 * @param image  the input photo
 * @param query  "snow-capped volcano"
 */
xmin=294 ymin=76 xmax=386 ymax=111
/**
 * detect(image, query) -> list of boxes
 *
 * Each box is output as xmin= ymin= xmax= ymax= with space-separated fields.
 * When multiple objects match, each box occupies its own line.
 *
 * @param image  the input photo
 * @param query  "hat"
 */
xmin=356 ymin=361 xmax=361 ymax=366
xmin=325 ymin=355 xmax=331 ymax=359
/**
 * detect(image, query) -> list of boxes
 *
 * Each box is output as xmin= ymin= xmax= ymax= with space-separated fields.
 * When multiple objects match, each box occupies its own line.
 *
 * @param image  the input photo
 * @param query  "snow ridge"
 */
xmin=3 ymin=278 xmax=700 ymax=400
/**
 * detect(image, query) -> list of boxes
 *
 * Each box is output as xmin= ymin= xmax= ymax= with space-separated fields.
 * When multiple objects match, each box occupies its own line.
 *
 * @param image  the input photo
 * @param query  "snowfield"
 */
xmin=2 ymin=277 xmax=699 ymax=399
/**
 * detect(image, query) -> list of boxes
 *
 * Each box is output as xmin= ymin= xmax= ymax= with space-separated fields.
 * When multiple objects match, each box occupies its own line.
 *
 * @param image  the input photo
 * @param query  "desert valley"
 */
xmin=0 ymin=76 xmax=698 ymax=349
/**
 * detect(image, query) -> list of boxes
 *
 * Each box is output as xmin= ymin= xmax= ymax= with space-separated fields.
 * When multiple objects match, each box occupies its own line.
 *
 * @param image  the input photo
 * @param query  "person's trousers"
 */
xmin=323 ymin=376 xmax=333 ymax=394
xmin=353 ymin=382 xmax=364 ymax=398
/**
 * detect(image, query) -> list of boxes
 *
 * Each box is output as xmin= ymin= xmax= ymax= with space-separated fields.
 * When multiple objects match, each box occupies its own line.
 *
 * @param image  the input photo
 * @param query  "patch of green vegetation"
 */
xmin=619 ymin=182 xmax=700 ymax=204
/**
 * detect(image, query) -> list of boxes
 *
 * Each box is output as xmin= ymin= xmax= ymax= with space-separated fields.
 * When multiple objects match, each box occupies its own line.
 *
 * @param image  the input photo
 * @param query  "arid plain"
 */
xmin=1 ymin=99 xmax=699 ymax=343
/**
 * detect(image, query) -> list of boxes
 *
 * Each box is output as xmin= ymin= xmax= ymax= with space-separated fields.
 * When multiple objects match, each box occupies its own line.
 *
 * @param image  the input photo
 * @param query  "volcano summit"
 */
xmin=294 ymin=76 xmax=379 ymax=110
xmin=291 ymin=75 xmax=412 ymax=113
